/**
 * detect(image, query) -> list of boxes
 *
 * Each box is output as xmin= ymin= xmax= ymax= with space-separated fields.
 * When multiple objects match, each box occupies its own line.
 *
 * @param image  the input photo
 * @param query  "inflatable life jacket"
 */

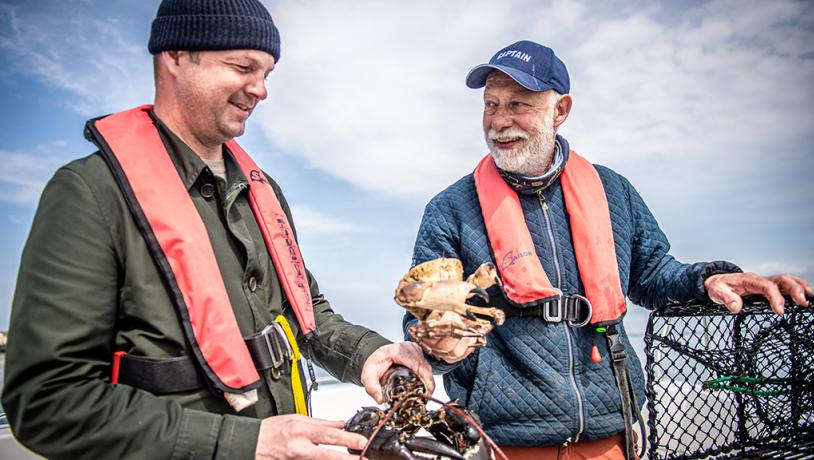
xmin=84 ymin=105 xmax=315 ymax=397
xmin=473 ymin=152 xmax=645 ymax=459
xmin=474 ymin=151 xmax=626 ymax=324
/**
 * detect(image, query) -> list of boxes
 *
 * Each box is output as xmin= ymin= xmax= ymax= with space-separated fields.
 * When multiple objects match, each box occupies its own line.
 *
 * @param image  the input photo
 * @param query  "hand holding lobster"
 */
xmin=346 ymin=366 xmax=504 ymax=460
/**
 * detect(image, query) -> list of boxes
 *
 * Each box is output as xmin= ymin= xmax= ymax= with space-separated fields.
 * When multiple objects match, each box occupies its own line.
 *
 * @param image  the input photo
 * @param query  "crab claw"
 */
xmin=404 ymin=436 xmax=466 ymax=460
xmin=466 ymin=286 xmax=490 ymax=305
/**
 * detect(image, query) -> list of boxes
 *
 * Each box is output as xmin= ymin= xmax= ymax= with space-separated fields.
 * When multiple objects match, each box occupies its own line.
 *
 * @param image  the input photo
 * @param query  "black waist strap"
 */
xmin=117 ymin=354 xmax=207 ymax=394
xmin=500 ymin=294 xmax=592 ymax=327
xmin=604 ymin=324 xmax=647 ymax=460
xmin=116 ymin=323 xmax=292 ymax=394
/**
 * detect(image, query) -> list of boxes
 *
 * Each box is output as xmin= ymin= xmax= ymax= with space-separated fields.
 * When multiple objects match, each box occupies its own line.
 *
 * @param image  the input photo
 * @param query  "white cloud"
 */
xmin=747 ymin=261 xmax=811 ymax=277
xmin=289 ymin=205 xmax=366 ymax=235
xmin=0 ymin=2 xmax=153 ymax=116
xmin=0 ymin=146 xmax=69 ymax=204
xmin=1 ymin=0 xmax=812 ymax=336
xmin=1 ymin=0 xmax=811 ymax=209
xmin=257 ymin=0 xmax=813 ymax=205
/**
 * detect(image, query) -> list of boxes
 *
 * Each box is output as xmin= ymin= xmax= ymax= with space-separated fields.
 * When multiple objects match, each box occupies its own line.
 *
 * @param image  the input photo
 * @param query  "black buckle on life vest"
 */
xmin=246 ymin=323 xmax=292 ymax=380
xmin=503 ymin=293 xmax=593 ymax=327
xmin=548 ymin=294 xmax=593 ymax=327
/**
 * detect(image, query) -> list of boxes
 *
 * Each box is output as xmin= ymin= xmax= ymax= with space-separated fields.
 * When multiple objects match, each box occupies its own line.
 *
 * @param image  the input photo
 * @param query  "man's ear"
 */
xmin=553 ymin=94 xmax=573 ymax=129
xmin=159 ymin=50 xmax=184 ymax=77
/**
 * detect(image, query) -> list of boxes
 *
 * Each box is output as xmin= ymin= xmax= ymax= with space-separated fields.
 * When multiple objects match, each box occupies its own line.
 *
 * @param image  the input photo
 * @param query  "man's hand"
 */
xmin=360 ymin=342 xmax=434 ymax=404
xmin=254 ymin=414 xmax=366 ymax=459
xmin=414 ymin=311 xmax=483 ymax=364
xmin=704 ymin=273 xmax=812 ymax=315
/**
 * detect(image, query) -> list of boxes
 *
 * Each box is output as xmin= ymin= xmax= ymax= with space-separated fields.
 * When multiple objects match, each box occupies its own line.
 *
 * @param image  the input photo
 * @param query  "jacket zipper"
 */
xmin=538 ymin=191 xmax=585 ymax=443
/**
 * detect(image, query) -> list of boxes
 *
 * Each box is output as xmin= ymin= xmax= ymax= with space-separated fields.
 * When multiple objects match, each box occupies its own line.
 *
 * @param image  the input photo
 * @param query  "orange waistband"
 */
xmin=498 ymin=432 xmax=633 ymax=460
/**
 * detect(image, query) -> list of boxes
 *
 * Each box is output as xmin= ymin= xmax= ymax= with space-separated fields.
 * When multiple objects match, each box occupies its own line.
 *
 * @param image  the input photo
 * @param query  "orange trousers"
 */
xmin=498 ymin=433 xmax=638 ymax=460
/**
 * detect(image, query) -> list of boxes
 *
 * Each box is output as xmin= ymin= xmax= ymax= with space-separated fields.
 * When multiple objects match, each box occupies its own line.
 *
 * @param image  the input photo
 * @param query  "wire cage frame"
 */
xmin=644 ymin=297 xmax=814 ymax=459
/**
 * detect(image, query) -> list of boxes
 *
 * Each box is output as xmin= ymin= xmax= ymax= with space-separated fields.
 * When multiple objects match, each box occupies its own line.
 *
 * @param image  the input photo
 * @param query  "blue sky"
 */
xmin=0 ymin=0 xmax=812 ymax=341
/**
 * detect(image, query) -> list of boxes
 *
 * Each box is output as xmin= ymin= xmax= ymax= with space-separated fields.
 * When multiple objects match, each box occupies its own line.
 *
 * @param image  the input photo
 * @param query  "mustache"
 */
xmin=487 ymin=127 xmax=530 ymax=142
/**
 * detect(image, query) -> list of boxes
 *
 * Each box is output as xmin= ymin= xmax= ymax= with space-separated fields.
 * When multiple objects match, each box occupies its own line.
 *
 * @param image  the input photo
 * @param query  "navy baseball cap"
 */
xmin=465 ymin=40 xmax=570 ymax=93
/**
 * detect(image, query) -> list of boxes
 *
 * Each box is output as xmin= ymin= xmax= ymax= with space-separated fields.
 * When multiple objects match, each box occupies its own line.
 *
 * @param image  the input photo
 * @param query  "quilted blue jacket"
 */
xmin=404 ymin=144 xmax=738 ymax=446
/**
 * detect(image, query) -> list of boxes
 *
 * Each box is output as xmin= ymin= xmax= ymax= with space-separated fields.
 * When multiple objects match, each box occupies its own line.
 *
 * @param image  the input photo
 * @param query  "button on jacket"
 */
xmin=2 ymin=114 xmax=390 ymax=460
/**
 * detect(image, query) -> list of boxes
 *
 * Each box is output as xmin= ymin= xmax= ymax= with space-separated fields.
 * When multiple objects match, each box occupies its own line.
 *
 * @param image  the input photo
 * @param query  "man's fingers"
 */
xmin=291 ymin=418 xmax=367 ymax=451
xmin=360 ymin=341 xmax=435 ymax=403
xmin=767 ymin=274 xmax=812 ymax=307
xmin=256 ymin=415 xmax=369 ymax=459
xmin=706 ymin=273 xmax=791 ymax=315
xmin=706 ymin=279 xmax=743 ymax=314
xmin=359 ymin=363 xmax=384 ymax=404
xmin=389 ymin=341 xmax=435 ymax=394
xmin=741 ymin=275 xmax=785 ymax=315
xmin=309 ymin=426 xmax=368 ymax=451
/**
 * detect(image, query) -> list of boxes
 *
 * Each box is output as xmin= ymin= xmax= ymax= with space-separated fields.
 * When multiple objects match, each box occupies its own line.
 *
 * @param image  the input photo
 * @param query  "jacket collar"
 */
xmin=149 ymin=111 xmax=247 ymax=191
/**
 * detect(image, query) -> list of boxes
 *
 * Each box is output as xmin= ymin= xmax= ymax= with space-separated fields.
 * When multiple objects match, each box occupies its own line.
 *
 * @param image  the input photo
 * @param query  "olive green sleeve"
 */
xmin=267 ymin=178 xmax=391 ymax=385
xmin=306 ymin=277 xmax=392 ymax=385
xmin=1 ymin=165 xmax=259 ymax=460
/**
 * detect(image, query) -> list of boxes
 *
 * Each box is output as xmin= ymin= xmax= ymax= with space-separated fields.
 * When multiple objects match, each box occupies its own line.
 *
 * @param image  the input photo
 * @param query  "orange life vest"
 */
xmin=473 ymin=152 xmax=626 ymax=325
xmin=86 ymin=105 xmax=315 ymax=393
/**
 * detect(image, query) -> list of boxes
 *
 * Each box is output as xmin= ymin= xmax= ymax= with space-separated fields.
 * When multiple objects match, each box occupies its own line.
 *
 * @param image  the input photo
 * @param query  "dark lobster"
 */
xmin=345 ymin=366 xmax=506 ymax=460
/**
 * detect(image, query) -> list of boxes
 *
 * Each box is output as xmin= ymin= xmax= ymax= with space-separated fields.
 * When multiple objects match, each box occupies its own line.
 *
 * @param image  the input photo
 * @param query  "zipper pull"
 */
xmin=537 ymin=191 xmax=549 ymax=210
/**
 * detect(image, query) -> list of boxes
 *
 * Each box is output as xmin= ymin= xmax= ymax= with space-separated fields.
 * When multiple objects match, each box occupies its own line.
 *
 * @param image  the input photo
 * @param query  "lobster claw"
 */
xmin=349 ymin=428 xmax=421 ymax=460
xmin=404 ymin=436 xmax=466 ymax=460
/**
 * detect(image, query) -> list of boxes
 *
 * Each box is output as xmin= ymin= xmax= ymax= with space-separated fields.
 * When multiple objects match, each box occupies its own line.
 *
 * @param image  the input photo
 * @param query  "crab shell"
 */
xmin=394 ymin=258 xmax=505 ymax=326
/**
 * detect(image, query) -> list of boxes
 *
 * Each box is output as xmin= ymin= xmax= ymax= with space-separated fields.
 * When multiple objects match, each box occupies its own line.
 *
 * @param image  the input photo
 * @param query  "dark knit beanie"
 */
xmin=148 ymin=0 xmax=281 ymax=62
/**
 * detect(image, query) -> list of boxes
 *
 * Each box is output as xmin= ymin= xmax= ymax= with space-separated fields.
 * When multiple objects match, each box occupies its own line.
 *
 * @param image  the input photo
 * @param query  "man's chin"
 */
xmin=222 ymin=122 xmax=247 ymax=140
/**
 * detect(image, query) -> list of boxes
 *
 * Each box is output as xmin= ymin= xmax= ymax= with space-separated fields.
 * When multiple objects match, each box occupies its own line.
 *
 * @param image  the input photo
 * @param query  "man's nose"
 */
xmin=246 ymin=77 xmax=268 ymax=101
xmin=489 ymin=108 xmax=513 ymax=132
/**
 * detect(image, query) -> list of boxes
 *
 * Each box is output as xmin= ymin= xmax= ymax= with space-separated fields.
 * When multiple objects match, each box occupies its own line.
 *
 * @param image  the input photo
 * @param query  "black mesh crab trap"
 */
xmin=644 ymin=297 xmax=814 ymax=459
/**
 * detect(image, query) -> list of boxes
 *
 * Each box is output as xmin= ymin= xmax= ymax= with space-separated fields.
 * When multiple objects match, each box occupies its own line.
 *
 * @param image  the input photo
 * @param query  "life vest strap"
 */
xmin=112 ymin=324 xmax=298 ymax=394
xmin=112 ymin=352 xmax=208 ymax=394
xmin=499 ymin=293 xmax=593 ymax=327
xmin=604 ymin=325 xmax=647 ymax=460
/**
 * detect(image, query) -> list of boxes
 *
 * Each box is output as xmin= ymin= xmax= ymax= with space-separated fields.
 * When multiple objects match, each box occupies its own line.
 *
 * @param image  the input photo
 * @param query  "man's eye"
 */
xmin=510 ymin=101 xmax=531 ymax=113
xmin=233 ymin=64 xmax=251 ymax=73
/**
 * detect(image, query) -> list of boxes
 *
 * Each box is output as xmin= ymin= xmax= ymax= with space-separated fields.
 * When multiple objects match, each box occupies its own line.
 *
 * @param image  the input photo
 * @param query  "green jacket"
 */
xmin=2 ymin=114 xmax=390 ymax=459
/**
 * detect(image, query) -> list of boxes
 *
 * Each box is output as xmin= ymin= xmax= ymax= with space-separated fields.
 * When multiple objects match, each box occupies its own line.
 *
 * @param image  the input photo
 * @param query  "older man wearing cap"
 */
xmin=404 ymin=40 xmax=811 ymax=459
xmin=1 ymin=1 xmax=433 ymax=459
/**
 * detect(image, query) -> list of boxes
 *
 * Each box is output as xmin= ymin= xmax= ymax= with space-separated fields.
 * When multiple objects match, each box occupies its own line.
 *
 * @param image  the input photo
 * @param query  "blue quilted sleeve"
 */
xmin=620 ymin=173 xmax=739 ymax=308
xmin=412 ymin=198 xmax=461 ymax=266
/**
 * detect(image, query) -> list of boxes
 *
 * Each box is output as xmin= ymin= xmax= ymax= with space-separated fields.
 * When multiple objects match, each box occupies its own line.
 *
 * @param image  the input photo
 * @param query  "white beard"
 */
xmin=485 ymin=115 xmax=557 ymax=177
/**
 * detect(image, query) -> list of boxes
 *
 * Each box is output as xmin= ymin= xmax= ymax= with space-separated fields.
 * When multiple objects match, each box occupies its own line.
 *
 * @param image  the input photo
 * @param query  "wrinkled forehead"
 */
xmin=484 ymin=71 xmax=534 ymax=95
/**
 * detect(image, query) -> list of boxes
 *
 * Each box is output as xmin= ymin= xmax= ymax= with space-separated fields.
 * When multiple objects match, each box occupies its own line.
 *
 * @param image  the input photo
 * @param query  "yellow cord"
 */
xmin=274 ymin=315 xmax=308 ymax=415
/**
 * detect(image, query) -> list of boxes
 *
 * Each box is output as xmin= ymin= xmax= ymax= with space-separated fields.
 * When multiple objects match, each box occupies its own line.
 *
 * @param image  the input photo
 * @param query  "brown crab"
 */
xmin=395 ymin=258 xmax=505 ymax=349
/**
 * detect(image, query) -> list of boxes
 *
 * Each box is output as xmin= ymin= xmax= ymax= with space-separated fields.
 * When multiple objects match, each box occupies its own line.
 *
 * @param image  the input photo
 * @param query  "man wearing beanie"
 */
xmin=404 ymin=40 xmax=811 ymax=459
xmin=2 ymin=1 xmax=433 ymax=459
